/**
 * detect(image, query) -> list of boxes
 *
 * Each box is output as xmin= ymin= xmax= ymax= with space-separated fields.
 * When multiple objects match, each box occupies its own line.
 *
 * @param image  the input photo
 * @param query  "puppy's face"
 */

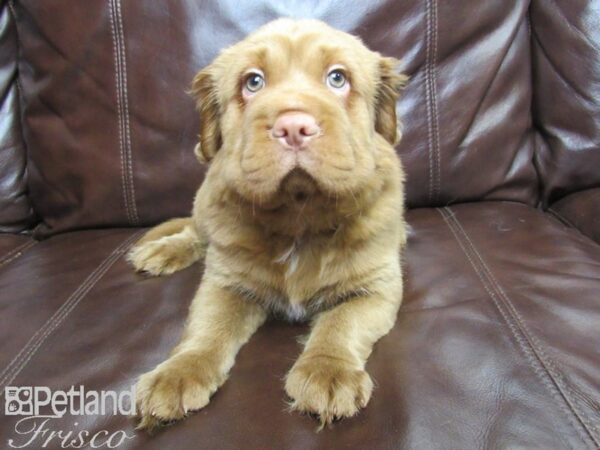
xmin=193 ymin=19 xmax=405 ymax=205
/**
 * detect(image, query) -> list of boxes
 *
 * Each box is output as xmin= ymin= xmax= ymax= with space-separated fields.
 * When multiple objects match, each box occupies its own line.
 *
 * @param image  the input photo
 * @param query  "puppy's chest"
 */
xmin=272 ymin=239 xmax=337 ymax=287
xmin=236 ymin=240 xmax=354 ymax=321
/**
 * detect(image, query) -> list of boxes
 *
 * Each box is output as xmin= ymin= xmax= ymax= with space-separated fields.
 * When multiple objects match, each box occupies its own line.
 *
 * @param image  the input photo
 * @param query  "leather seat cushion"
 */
xmin=1 ymin=202 xmax=598 ymax=448
xmin=0 ymin=234 xmax=34 ymax=270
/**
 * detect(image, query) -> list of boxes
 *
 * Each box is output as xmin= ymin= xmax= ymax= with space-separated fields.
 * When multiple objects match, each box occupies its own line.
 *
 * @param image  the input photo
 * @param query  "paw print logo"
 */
xmin=7 ymin=401 xmax=19 ymax=413
xmin=4 ymin=387 xmax=33 ymax=415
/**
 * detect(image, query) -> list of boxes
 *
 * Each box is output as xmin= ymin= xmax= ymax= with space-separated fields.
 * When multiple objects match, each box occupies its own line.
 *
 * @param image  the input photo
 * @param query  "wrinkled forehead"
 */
xmin=214 ymin=20 xmax=378 ymax=90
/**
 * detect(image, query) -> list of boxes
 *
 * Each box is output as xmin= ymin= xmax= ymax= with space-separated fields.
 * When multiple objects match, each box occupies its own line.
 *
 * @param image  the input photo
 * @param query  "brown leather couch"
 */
xmin=1 ymin=1 xmax=599 ymax=449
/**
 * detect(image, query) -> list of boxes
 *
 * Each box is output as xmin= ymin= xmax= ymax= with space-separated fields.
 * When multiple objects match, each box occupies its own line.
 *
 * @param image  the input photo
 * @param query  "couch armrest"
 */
xmin=549 ymin=188 xmax=600 ymax=244
xmin=0 ymin=1 xmax=36 ymax=232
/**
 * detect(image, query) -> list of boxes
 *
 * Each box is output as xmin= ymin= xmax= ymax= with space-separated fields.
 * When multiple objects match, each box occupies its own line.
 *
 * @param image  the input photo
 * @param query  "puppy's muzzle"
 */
xmin=270 ymin=112 xmax=320 ymax=151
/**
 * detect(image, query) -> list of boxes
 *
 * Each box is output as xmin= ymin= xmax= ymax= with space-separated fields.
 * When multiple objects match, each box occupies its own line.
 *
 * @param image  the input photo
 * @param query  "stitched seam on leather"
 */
xmin=0 ymin=232 xmax=142 ymax=391
xmin=569 ymin=387 xmax=600 ymax=425
xmin=463 ymin=212 xmax=600 ymax=435
xmin=424 ymin=0 xmax=433 ymax=203
xmin=449 ymin=207 xmax=600 ymax=416
xmin=439 ymin=208 xmax=596 ymax=449
xmin=0 ymin=240 xmax=32 ymax=265
xmin=430 ymin=0 xmax=440 ymax=201
xmin=0 ymin=232 xmax=142 ymax=395
xmin=114 ymin=0 xmax=139 ymax=225
xmin=108 ymin=0 xmax=133 ymax=225
xmin=0 ymin=240 xmax=36 ymax=270
xmin=440 ymin=207 xmax=599 ymax=447
xmin=424 ymin=0 xmax=440 ymax=203
xmin=448 ymin=209 xmax=600 ymax=438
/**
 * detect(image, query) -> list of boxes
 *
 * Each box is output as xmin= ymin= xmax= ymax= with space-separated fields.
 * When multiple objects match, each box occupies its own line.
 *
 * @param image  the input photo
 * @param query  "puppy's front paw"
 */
xmin=127 ymin=238 xmax=197 ymax=276
xmin=135 ymin=353 xmax=225 ymax=431
xmin=285 ymin=355 xmax=373 ymax=427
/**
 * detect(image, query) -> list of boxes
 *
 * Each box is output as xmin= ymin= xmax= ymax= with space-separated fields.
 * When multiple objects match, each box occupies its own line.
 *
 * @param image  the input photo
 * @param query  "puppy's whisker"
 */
xmin=349 ymin=189 xmax=359 ymax=211
xmin=295 ymin=197 xmax=309 ymax=224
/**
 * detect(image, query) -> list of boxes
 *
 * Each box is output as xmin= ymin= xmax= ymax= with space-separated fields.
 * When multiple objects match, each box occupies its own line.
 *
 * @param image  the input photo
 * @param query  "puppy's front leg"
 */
xmin=285 ymin=277 xmax=402 ymax=426
xmin=136 ymin=280 xmax=266 ymax=430
xmin=128 ymin=218 xmax=206 ymax=276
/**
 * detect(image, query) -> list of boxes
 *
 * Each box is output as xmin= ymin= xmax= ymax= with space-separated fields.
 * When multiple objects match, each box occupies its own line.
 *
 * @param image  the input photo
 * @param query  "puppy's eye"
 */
xmin=326 ymin=69 xmax=347 ymax=89
xmin=244 ymin=72 xmax=265 ymax=93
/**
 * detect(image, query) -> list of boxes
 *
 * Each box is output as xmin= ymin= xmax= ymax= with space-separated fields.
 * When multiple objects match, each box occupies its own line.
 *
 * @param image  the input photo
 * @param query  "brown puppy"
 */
xmin=128 ymin=18 xmax=407 ymax=430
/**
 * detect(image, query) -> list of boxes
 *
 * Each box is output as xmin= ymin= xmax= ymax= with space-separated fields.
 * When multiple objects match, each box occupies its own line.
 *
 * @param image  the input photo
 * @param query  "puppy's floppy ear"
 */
xmin=374 ymin=57 xmax=407 ymax=146
xmin=191 ymin=67 xmax=222 ymax=164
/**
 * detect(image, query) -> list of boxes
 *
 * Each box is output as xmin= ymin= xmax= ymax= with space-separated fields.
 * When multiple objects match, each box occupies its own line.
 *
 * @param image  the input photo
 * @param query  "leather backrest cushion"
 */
xmin=14 ymin=1 xmax=538 ymax=236
xmin=531 ymin=0 xmax=600 ymax=207
xmin=0 ymin=1 xmax=36 ymax=232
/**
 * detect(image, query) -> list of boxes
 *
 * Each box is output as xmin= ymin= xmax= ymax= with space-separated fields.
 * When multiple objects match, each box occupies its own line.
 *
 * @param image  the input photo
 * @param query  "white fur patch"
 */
xmin=284 ymin=303 xmax=307 ymax=321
